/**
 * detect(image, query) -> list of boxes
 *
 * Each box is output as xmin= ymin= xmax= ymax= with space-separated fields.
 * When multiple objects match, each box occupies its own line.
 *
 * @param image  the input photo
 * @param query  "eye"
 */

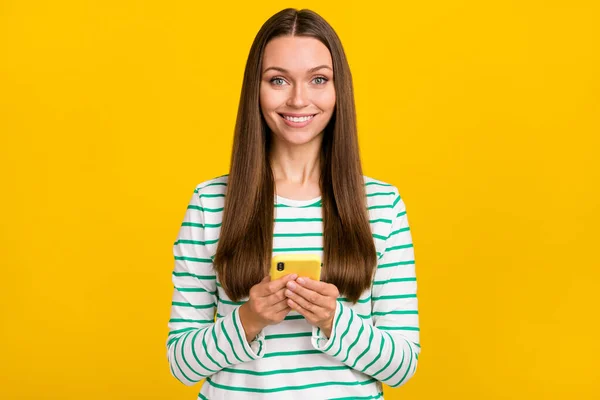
xmin=313 ymin=76 xmax=329 ymax=85
xmin=270 ymin=77 xmax=286 ymax=86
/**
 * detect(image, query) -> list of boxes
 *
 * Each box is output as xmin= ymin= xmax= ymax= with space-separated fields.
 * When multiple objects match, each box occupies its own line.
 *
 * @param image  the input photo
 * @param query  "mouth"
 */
xmin=278 ymin=113 xmax=317 ymax=128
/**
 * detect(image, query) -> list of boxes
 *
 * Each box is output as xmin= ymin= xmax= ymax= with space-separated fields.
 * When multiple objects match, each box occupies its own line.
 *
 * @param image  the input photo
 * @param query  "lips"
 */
xmin=278 ymin=113 xmax=317 ymax=118
xmin=278 ymin=113 xmax=316 ymax=128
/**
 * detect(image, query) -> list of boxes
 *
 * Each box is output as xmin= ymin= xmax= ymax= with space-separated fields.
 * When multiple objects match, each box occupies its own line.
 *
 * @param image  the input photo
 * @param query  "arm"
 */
xmin=311 ymin=187 xmax=421 ymax=387
xmin=166 ymin=186 xmax=265 ymax=386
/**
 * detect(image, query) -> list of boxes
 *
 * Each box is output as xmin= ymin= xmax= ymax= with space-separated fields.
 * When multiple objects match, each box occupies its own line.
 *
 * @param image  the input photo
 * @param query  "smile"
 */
xmin=278 ymin=113 xmax=317 ymax=128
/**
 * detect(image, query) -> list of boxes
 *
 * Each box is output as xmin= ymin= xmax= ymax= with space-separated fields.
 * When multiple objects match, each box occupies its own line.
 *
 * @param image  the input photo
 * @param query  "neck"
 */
xmin=269 ymin=136 xmax=322 ymax=185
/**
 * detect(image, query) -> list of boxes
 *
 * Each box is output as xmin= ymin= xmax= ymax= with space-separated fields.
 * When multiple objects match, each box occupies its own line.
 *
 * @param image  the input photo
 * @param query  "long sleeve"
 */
xmin=311 ymin=187 xmax=420 ymax=387
xmin=166 ymin=187 xmax=266 ymax=386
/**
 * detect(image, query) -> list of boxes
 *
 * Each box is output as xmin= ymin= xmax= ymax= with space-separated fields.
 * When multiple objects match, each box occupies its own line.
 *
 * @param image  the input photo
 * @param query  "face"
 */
xmin=260 ymin=36 xmax=336 ymax=147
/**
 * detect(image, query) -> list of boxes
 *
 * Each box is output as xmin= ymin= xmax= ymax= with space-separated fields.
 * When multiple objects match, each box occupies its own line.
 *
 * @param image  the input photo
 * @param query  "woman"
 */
xmin=166 ymin=8 xmax=420 ymax=399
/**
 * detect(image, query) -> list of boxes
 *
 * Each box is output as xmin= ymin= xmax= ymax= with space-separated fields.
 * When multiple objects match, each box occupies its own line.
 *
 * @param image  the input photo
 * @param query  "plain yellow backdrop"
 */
xmin=1 ymin=1 xmax=599 ymax=399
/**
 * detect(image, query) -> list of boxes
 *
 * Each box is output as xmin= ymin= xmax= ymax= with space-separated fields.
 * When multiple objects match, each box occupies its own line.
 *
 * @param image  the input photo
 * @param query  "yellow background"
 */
xmin=1 ymin=1 xmax=599 ymax=399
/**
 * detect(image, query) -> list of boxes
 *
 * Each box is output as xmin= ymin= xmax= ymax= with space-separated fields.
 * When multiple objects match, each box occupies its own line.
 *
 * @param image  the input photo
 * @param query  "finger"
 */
xmin=297 ymin=277 xmax=338 ymax=297
xmin=264 ymin=273 xmax=298 ymax=295
xmin=287 ymin=298 xmax=315 ymax=322
xmin=275 ymin=304 xmax=292 ymax=319
xmin=287 ymin=280 xmax=327 ymax=307
xmin=285 ymin=288 xmax=321 ymax=315
xmin=272 ymin=298 xmax=291 ymax=313
xmin=264 ymin=287 xmax=287 ymax=306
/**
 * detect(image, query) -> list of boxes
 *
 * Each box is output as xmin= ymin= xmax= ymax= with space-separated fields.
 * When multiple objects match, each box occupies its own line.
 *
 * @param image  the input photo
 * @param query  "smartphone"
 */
xmin=270 ymin=253 xmax=322 ymax=281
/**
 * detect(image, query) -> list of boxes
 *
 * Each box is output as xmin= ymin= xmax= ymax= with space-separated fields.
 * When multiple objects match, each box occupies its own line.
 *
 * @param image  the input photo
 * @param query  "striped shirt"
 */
xmin=166 ymin=174 xmax=421 ymax=399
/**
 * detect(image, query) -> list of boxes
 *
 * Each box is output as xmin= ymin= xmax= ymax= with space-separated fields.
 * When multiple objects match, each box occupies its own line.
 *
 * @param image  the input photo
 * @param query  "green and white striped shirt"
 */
xmin=166 ymin=174 xmax=420 ymax=399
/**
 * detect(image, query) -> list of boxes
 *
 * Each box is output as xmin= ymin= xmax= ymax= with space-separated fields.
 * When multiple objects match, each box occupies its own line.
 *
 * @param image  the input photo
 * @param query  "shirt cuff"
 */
xmin=311 ymin=299 xmax=344 ymax=352
xmin=233 ymin=306 xmax=266 ymax=360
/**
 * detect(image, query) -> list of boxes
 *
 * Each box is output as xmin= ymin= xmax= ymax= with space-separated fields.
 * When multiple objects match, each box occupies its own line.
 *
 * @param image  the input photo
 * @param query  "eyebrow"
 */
xmin=262 ymin=65 xmax=333 ymax=75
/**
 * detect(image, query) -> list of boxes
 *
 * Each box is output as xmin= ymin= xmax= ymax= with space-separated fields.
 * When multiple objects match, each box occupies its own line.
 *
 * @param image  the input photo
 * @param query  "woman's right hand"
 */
xmin=238 ymin=273 xmax=298 ymax=342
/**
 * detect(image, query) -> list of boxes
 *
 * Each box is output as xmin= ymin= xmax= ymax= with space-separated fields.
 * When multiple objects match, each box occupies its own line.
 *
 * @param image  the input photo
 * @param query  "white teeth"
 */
xmin=283 ymin=115 xmax=314 ymax=122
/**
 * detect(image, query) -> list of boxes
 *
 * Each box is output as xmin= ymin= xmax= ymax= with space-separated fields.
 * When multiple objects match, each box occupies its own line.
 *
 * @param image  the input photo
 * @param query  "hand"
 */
xmin=284 ymin=277 xmax=340 ymax=338
xmin=238 ymin=273 xmax=298 ymax=342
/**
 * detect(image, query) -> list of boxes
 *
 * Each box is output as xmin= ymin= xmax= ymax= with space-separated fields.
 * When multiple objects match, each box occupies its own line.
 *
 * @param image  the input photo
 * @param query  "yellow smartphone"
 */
xmin=270 ymin=254 xmax=322 ymax=281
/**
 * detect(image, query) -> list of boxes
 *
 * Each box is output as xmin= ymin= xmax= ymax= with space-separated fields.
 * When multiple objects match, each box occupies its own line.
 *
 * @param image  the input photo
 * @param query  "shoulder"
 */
xmin=194 ymin=174 xmax=229 ymax=197
xmin=186 ymin=175 xmax=229 ymax=216
xmin=363 ymin=175 xmax=407 ymax=229
xmin=363 ymin=175 xmax=401 ymax=205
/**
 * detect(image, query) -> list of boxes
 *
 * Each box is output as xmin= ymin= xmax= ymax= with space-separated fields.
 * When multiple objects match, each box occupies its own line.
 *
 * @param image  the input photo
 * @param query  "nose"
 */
xmin=286 ymin=83 xmax=309 ymax=108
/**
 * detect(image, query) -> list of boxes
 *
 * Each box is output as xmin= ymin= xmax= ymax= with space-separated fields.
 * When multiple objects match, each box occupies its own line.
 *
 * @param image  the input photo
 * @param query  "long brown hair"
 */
xmin=213 ymin=8 xmax=377 ymax=303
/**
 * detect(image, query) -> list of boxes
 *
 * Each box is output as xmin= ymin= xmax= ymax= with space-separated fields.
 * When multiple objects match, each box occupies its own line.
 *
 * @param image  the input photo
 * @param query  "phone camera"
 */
xmin=277 ymin=262 xmax=285 ymax=271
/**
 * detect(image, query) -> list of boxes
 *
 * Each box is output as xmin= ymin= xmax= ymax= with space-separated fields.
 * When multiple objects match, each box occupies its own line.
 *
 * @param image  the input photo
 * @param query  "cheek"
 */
xmin=314 ymin=89 xmax=336 ymax=112
xmin=260 ymin=86 xmax=286 ymax=113
xmin=259 ymin=86 xmax=270 ymax=110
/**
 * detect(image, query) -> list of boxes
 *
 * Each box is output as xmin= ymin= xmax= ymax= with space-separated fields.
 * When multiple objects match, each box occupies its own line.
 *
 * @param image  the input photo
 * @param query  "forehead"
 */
xmin=262 ymin=36 xmax=333 ymax=73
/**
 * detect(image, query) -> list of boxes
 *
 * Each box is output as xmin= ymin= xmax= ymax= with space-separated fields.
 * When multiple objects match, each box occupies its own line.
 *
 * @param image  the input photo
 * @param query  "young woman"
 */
xmin=166 ymin=8 xmax=420 ymax=399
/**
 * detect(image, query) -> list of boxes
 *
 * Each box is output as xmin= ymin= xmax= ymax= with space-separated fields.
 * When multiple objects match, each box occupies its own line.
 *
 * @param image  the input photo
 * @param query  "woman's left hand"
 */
xmin=284 ymin=277 xmax=340 ymax=338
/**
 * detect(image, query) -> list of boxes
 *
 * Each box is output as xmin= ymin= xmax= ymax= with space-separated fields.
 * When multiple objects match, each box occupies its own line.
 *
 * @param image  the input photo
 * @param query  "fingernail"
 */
xmin=297 ymin=278 xmax=305 ymax=285
xmin=287 ymin=281 xmax=296 ymax=290
xmin=291 ymin=274 xmax=298 ymax=280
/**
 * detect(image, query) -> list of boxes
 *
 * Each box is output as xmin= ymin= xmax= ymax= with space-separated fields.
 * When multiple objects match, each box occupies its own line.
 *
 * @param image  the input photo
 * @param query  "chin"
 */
xmin=277 ymin=129 xmax=322 ymax=146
